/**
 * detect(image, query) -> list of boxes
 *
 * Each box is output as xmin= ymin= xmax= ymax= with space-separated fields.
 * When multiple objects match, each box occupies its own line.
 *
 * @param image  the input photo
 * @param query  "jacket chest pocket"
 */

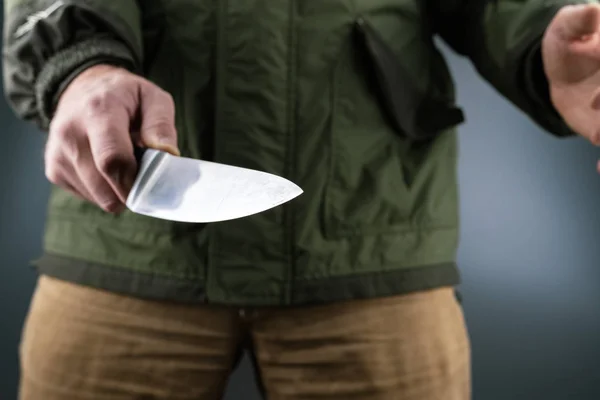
xmin=322 ymin=15 xmax=463 ymax=239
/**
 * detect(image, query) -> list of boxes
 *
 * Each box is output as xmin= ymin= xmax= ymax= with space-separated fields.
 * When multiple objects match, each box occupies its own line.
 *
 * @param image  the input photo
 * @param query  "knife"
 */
xmin=125 ymin=147 xmax=303 ymax=223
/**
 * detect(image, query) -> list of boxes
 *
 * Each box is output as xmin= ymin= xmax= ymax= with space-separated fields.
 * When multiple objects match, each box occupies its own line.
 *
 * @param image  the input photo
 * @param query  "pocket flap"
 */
xmin=353 ymin=17 xmax=464 ymax=141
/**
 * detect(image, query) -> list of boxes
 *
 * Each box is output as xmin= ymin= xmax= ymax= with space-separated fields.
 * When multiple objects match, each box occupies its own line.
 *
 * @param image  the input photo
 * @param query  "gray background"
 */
xmin=2 ymin=37 xmax=600 ymax=400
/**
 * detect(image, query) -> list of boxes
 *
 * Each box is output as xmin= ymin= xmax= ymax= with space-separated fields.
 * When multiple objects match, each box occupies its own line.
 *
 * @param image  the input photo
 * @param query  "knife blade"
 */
xmin=125 ymin=148 xmax=303 ymax=223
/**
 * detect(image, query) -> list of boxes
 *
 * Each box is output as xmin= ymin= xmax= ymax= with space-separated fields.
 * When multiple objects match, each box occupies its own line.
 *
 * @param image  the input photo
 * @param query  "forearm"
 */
xmin=2 ymin=0 xmax=143 ymax=130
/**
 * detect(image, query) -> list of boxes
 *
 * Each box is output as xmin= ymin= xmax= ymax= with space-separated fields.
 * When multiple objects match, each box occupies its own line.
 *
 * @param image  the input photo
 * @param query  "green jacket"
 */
xmin=2 ymin=0 xmax=583 ymax=306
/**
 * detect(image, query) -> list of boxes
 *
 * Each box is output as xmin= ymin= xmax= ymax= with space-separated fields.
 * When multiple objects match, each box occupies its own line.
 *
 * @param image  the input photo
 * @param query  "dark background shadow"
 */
xmin=1 ymin=24 xmax=600 ymax=400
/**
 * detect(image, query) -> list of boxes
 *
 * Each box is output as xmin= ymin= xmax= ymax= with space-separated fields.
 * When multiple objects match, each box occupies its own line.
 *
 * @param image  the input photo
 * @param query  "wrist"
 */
xmin=36 ymin=37 xmax=138 ymax=129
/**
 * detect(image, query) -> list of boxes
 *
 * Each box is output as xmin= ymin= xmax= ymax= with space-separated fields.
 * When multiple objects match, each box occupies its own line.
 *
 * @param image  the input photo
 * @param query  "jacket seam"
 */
xmin=206 ymin=0 xmax=230 ymax=303
xmin=283 ymin=0 xmax=298 ymax=305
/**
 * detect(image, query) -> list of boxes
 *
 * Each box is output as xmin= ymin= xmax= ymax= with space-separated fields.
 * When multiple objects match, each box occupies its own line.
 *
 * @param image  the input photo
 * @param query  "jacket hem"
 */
xmin=33 ymin=252 xmax=459 ymax=306
xmin=32 ymin=253 xmax=207 ymax=303
xmin=292 ymin=262 xmax=460 ymax=304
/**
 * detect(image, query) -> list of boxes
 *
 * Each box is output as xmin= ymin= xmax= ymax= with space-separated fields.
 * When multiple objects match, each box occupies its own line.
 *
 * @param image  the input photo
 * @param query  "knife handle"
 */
xmin=133 ymin=146 xmax=147 ymax=166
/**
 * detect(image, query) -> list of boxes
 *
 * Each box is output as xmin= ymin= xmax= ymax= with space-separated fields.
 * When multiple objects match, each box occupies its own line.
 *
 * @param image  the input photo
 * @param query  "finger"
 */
xmin=70 ymin=139 xmax=124 ymax=213
xmin=138 ymin=83 xmax=179 ymax=156
xmin=557 ymin=4 xmax=600 ymax=41
xmin=86 ymin=109 xmax=138 ymax=203
xmin=59 ymin=163 xmax=97 ymax=204
xmin=45 ymin=126 xmax=96 ymax=203
xmin=45 ymin=153 xmax=93 ymax=203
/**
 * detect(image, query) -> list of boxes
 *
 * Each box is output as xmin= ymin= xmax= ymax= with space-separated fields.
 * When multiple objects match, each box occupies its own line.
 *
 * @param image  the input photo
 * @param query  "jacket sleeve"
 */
xmin=3 ymin=0 xmax=143 ymax=130
xmin=432 ymin=0 xmax=594 ymax=138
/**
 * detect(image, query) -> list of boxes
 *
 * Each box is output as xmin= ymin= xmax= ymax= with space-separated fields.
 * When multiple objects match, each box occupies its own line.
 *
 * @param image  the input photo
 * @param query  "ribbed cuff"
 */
xmin=34 ymin=36 xmax=139 ymax=129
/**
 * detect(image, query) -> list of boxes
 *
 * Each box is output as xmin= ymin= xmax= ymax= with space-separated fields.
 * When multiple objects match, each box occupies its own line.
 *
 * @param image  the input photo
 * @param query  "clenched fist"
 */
xmin=45 ymin=65 xmax=180 ymax=213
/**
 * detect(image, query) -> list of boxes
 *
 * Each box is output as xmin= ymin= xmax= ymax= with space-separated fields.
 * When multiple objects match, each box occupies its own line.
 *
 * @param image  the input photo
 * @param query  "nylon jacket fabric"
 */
xmin=2 ymin=0 xmax=585 ymax=305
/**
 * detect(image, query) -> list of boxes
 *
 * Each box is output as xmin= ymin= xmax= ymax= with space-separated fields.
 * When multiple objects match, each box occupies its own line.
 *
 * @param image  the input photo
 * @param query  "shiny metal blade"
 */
xmin=125 ymin=149 xmax=303 ymax=223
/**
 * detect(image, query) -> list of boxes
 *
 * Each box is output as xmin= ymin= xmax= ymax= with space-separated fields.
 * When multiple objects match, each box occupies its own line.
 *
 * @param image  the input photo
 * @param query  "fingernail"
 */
xmin=148 ymin=140 xmax=180 ymax=156
xmin=161 ymin=144 xmax=181 ymax=156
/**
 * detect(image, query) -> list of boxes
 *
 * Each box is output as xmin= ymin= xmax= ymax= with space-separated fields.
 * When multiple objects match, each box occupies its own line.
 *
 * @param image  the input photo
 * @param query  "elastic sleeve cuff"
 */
xmin=34 ymin=36 xmax=139 ymax=129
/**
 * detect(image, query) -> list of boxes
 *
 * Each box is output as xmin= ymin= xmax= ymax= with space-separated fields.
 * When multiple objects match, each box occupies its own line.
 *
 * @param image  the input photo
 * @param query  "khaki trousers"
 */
xmin=19 ymin=275 xmax=471 ymax=400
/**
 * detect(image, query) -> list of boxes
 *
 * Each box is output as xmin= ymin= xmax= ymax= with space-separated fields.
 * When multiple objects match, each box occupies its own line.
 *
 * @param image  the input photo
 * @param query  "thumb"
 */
xmin=554 ymin=4 xmax=600 ymax=42
xmin=138 ymin=82 xmax=180 ymax=156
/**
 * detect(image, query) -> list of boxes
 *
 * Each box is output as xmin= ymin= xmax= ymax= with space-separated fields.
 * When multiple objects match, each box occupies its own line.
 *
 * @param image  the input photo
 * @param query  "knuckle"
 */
xmin=44 ymin=148 xmax=68 ymax=184
xmin=557 ymin=5 xmax=576 ymax=20
xmin=160 ymin=95 xmax=176 ymax=117
xmin=144 ymin=81 xmax=175 ymax=109
xmin=557 ymin=6 xmax=569 ymax=17
xmin=109 ymin=73 xmax=132 ymax=87
xmin=44 ymin=157 xmax=69 ymax=186
xmin=84 ymin=90 xmax=114 ymax=115
xmin=159 ymin=90 xmax=175 ymax=108
xmin=49 ymin=119 xmax=85 ymax=161
xmin=49 ymin=118 xmax=77 ymax=141
xmin=85 ymin=96 xmax=108 ymax=114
